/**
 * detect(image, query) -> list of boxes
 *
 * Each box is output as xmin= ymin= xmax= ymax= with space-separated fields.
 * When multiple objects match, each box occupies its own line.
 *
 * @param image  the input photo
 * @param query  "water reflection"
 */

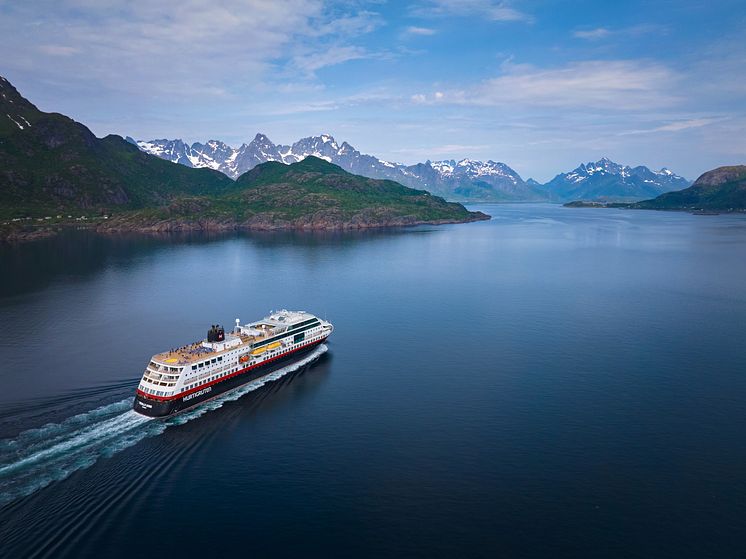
xmin=0 ymin=228 xmax=435 ymax=299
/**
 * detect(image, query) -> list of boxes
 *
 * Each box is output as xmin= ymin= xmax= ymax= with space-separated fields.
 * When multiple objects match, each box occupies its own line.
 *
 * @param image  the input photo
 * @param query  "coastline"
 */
xmin=563 ymin=200 xmax=745 ymax=213
xmin=0 ymin=211 xmax=491 ymax=243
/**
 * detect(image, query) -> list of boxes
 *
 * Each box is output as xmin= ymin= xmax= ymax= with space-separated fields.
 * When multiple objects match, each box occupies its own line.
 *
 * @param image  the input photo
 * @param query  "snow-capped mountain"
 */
xmin=405 ymin=159 xmax=540 ymax=200
xmin=537 ymin=157 xmax=690 ymax=201
xmin=135 ymin=133 xmax=540 ymax=201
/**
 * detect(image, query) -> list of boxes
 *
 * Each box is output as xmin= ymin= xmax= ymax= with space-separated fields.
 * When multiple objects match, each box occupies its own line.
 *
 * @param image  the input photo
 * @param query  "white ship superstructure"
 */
xmin=134 ymin=310 xmax=332 ymax=417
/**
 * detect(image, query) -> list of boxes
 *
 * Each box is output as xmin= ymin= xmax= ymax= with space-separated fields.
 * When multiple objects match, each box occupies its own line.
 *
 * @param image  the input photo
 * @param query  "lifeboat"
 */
xmin=267 ymin=342 xmax=282 ymax=350
xmin=250 ymin=346 xmax=267 ymax=356
xmin=239 ymin=354 xmax=250 ymax=363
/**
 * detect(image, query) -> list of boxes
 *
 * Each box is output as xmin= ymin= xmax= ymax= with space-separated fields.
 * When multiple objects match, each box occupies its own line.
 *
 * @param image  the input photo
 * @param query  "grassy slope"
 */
xmin=231 ymin=157 xmax=479 ymax=221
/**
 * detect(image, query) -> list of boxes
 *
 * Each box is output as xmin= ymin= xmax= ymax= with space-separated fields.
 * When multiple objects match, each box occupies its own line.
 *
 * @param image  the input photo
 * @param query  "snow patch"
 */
xmin=7 ymin=114 xmax=25 ymax=130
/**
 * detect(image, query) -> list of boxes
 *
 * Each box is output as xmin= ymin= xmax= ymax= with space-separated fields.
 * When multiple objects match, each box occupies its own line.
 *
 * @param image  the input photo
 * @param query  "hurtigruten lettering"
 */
xmin=183 ymin=387 xmax=211 ymax=402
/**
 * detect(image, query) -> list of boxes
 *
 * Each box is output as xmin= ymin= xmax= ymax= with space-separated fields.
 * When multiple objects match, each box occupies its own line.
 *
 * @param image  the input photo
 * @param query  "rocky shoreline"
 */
xmin=1 ymin=211 xmax=490 ymax=243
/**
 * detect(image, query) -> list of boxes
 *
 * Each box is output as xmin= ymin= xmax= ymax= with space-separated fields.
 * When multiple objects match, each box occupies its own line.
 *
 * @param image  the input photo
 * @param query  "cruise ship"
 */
xmin=133 ymin=310 xmax=333 ymax=417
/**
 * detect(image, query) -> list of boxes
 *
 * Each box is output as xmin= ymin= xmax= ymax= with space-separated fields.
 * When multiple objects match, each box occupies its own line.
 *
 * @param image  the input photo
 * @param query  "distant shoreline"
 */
xmin=562 ymin=200 xmax=744 ymax=214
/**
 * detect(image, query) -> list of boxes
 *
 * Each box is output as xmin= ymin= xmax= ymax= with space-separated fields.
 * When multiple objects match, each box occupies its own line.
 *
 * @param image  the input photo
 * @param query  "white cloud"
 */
xmin=291 ymin=46 xmax=370 ymax=75
xmin=653 ymin=117 xmax=721 ymax=132
xmin=419 ymin=60 xmax=680 ymax=111
xmin=573 ymin=24 xmax=667 ymax=41
xmin=618 ymin=117 xmax=726 ymax=135
xmin=573 ymin=28 xmax=611 ymax=40
xmin=405 ymin=26 xmax=437 ymax=35
xmin=414 ymin=0 xmax=533 ymax=23
xmin=0 ymin=0 xmax=379 ymax=98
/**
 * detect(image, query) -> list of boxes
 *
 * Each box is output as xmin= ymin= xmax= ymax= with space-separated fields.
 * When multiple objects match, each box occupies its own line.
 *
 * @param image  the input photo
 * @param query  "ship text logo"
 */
xmin=183 ymin=387 xmax=212 ymax=402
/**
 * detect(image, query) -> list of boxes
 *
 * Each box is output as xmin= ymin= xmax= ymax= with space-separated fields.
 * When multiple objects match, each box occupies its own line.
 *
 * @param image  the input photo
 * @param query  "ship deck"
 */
xmin=152 ymin=332 xmax=267 ymax=366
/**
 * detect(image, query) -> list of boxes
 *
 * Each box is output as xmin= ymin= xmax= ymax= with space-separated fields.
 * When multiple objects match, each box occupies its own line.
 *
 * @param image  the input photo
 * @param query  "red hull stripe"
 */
xmin=136 ymin=337 xmax=327 ymax=402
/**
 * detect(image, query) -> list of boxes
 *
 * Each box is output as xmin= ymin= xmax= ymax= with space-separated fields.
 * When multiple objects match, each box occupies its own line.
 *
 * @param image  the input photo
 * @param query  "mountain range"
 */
xmin=537 ymin=158 xmax=690 ymax=202
xmin=0 ymin=75 xmax=485 ymax=238
xmin=134 ymin=134 xmax=690 ymax=202
xmin=133 ymin=135 xmax=543 ymax=202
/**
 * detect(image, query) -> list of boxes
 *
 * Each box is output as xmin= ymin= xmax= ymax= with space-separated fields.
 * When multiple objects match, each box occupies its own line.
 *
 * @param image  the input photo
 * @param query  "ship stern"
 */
xmin=133 ymin=394 xmax=176 ymax=418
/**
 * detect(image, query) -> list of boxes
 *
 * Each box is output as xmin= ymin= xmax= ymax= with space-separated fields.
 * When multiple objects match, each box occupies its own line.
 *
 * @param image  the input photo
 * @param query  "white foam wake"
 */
xmin=0 ymin=344 xmax=327 ymax=506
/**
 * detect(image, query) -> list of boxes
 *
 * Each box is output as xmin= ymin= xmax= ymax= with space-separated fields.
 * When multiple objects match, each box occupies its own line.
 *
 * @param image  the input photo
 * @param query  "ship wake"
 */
xmin=0 ymin=344 xmax=327 ymax=507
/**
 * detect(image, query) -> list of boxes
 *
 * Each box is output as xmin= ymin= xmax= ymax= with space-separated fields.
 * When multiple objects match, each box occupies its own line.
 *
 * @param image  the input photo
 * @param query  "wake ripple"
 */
xmin=0 ymin=344 xmax=327 ymax=507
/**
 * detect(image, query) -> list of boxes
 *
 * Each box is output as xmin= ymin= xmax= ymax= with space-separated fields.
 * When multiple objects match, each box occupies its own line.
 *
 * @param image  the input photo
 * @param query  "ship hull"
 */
xmin=133 ymin=338 xmax=326 ymax=418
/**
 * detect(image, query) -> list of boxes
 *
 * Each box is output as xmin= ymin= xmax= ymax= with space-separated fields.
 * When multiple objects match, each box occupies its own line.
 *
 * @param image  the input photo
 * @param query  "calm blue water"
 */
xmin=1 ymin=204 xmax=746 ymax=558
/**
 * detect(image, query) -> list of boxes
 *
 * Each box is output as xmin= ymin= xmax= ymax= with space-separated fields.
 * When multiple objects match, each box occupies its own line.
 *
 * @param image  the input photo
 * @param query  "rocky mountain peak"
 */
xmin=251 ymin=133 xmax=273 ymax=145
xmin=540 ymin=158 xmax=690 ymax=202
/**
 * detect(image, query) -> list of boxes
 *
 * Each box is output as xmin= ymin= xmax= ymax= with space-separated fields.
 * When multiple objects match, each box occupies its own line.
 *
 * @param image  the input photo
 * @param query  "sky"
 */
xmin=1 ymin=0 xmax=744 ymax=181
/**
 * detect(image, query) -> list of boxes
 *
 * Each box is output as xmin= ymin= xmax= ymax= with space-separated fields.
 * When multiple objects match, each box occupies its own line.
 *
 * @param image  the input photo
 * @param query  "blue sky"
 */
xmin=1 ymin=0 xmax=744 ymax=181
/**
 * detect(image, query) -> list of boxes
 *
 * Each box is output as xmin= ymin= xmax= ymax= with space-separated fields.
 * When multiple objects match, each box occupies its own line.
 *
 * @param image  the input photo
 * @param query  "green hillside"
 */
xmin=102 ymin=156 xmax=489 ymax=231
xmin=634 ymin=166 xmax=746 ymax=211
xmin=0 ymin=76 xmax=236 ymax=219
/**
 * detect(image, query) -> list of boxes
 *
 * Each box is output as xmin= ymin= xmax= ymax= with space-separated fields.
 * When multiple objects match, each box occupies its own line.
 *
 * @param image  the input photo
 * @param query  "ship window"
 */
xmin=199 ymin=363 xmax=204 ymax=368
xmin=192 ymin=365 xmax=197 ymax=370
xmin=218 ymin=356 xmax=223 ymax=361
xmin=211 ymin=358 xmax=216 ymax=364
